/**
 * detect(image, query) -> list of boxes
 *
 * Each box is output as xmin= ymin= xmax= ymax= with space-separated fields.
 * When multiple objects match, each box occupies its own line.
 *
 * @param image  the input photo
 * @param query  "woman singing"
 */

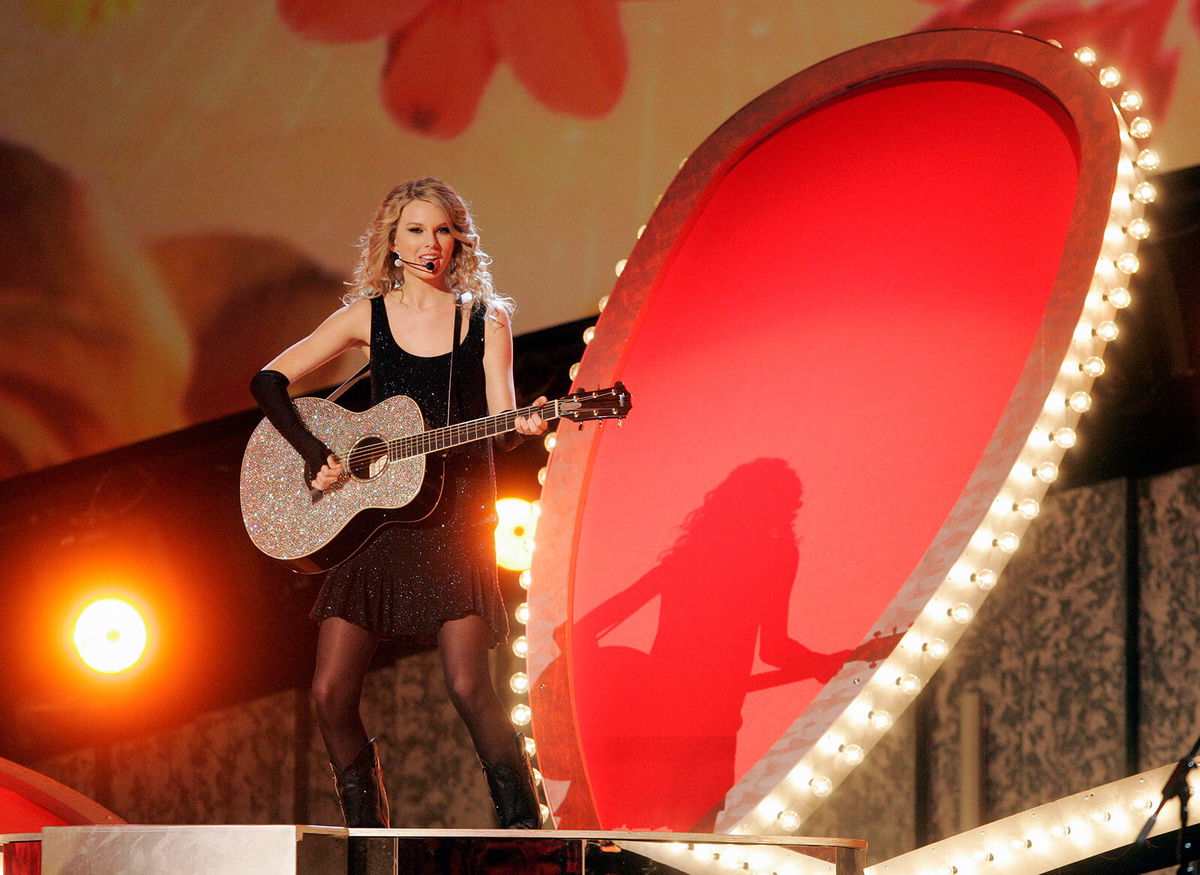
xmin=250 ymin=179 xmax=546 ymax=829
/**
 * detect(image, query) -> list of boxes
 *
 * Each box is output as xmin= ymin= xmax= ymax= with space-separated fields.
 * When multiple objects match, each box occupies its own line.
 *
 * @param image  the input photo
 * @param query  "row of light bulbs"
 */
xmin=867 ymin=764 xmax=1198 ymax=875
xmin=726 ymin=39 xmax=1156 ymax=846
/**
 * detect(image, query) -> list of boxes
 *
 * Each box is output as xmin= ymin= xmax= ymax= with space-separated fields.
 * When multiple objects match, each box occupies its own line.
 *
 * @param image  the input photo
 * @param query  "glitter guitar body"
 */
xmin=240 ymin=385 xmax=631 ymax=573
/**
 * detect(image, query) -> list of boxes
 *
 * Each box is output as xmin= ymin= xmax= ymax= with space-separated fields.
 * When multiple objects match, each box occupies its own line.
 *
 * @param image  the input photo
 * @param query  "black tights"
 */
xmin=312 ymin=615 xmax=516 ymax=772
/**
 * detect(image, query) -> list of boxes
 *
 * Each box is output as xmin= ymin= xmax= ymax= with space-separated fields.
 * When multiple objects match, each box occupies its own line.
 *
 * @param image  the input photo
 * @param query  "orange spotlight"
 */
xmin=494 ymin=498 xmax=536 ymax=572
xmin=71 ymin=598 xmax=148 ymax=674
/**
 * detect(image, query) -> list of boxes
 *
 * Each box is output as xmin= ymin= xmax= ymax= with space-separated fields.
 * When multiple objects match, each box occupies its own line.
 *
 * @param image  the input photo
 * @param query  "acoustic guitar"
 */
xmin=240 ymin=384 xmax=632 ymax=572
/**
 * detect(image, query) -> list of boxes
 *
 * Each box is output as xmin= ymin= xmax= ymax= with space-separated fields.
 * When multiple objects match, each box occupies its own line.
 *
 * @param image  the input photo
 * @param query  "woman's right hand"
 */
xmin=311 ymin=454 xmax=344 ymax=491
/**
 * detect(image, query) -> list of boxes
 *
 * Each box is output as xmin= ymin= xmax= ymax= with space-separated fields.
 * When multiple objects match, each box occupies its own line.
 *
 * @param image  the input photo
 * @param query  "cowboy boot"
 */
xmin=480 ymin=732 xmax=541 ymax=829
xmin=331 ymin=738 xmax=390 ymax=828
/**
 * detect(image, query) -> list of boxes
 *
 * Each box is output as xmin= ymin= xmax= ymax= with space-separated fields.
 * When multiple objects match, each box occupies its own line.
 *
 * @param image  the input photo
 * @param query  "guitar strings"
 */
xmin=337 ymin=401 xmax=558 ymax=469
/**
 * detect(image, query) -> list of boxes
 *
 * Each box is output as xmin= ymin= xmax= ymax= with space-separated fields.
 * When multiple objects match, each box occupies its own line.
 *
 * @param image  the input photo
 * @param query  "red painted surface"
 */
xmin=562 ymin=72 xmax=1080 ymax=830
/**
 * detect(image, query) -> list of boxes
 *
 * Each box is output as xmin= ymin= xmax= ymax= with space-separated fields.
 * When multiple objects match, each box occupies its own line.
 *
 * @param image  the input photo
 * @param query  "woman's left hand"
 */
xmin=515 ymin=396 xmax=549 ymax=436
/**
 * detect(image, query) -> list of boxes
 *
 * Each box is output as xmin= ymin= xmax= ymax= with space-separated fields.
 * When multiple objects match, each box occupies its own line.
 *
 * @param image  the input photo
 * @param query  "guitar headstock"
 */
xmin=558 ymin=382 xmax=632 ymax=424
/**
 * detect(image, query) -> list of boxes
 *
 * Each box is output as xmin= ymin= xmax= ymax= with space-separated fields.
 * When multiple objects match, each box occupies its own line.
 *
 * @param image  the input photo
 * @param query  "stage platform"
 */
xmin=3 ymin=825 xmax=867 ymax=874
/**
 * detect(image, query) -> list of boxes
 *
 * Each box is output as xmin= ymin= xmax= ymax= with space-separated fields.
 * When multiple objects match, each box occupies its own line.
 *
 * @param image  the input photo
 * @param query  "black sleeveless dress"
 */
xmin=309 ymin=294 xmax=509 ymax=646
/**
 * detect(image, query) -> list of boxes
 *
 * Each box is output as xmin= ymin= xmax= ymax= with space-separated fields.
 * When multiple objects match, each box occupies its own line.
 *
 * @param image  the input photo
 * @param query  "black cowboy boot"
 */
xmin=480 ymin=732 xmax=541 ymax=829
xmin=331 ymin=738 xmax=390 ymax=828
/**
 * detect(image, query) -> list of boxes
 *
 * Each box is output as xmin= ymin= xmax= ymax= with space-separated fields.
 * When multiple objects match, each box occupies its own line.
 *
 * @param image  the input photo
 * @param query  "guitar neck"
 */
xmin=389 ymin=400 xmax=563 ymax=460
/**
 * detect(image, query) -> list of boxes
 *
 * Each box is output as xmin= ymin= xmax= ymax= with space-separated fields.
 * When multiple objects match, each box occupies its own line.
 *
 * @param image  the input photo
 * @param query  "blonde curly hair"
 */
xmin=343 ymin=178 xmax=513 ymax=317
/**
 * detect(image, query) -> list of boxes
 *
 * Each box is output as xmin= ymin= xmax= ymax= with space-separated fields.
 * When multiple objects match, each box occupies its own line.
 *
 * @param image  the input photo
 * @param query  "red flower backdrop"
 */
xmin=915 ymin=0 xmax=1184 ymax=115
xmin=278 ymin=0 xmax=637 ymax=138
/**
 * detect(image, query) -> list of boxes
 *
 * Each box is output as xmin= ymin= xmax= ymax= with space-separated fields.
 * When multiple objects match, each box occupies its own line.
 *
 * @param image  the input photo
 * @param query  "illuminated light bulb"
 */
xmin=73 ymin=598 xmax=149 ymax=674
xmin=923 ymin=638 xmax=950 ymax=659
xmin=1074 ymin=46 xmax=1097 ymax=65
xmin=777 ymin=809 xmax=802 ymax=831
xmin=840 ymin=743 xmax=865 ymax=764
xmin=543 ymin=431 xmax=557 ymax=452
xmin=994 ymin=531 xmax=1020 ymax=553
xmin=950 ymin=602 xmax=975 ymax=624
xmin=512 ymin=635 xmax=529 ymax=658
xmin=510 ymin=703 xmax=533 ymax=726
xmin=1052 ymin=823 xmax=1072 ymax=839
xmin=1016 ymin=498 xmax=1040 ymax=520
xmin=1090 ymin=808 xmax=1113 ymax=825
xmin=495 ymin=498 xmax=536 ymax=571
xmin=598 ymin=294 xmax=610 ymax=312
xmin=973 ymin=568 xmax=998 ymax=590
xmin=1081 ymin=356 xmax=1106 ymax=377
xmin=1053 ymin=427 xmax=1078 ymax=449
xmin=973 ymin=849 xmax=996 ymax=864
xmin=897 ymin=674 xmax=922 ymax=695
xmin=809 ymin=775 xmax=833 ymax=797
xmin=1129 ymin=117 xmax=1152 ymax=139
xmin=1036 ymin=461 xmax=1059 ymax=483
xmin=515 ymin=602 xmax=530 ymax=625
xmin=614 ymin=258 xmax=627 ymax=277
xmin=1134 ymin=148 xmax=1160 ymax=171
xmin=519 ymin=570 xmax=532 ymax=590
xmin=582 ymin=326 xmax=596 ymax=344
xmin=510 ymin=671 xmax=530 ymax=694
xmin=868 ymin=709 xmax=893 ymax=730
xmin=1068 ymin=391 xmax=1093 ymax=413
xmin=1126 ymin=218 xmax=1151 ymax=240
xmin=1116 ymin=252 xmax=1140 ymax=275
xmin=1106 ymin=287 xmax=1132 ymax=309
xmin=1119 ymin=90 xmax=1143 ymax=111
xmin=1095 ymin=320 xmax=1120 ymax=342
xmin=1128 ymin=795 xmax=1156 ymax=814
xmin=1133 ymin=181 xmax=1157 ymax=204
xmin=537 ymin=466 xmax=548 ymax=486
xmin=1097 ymin=66 xmax=1121 ymax=87
xmin=1011 ymin=837 xmax=1033 ymax=852
xmin=524 ymin=736 xmax=537 ymax=756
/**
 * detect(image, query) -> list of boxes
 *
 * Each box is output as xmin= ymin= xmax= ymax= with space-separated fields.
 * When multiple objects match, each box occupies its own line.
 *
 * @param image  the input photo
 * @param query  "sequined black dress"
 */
xmin=310 ymin=295 xmax=508 ymax=646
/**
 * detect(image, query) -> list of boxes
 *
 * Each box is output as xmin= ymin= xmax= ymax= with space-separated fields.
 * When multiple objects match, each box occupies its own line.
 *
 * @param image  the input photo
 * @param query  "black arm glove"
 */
xmin=249 ymin=369 xmax=332 ymax=485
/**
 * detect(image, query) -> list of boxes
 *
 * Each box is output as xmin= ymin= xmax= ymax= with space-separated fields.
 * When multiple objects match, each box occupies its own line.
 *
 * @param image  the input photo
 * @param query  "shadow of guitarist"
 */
xmin=542 ymin=458 xmax=902 ymax=832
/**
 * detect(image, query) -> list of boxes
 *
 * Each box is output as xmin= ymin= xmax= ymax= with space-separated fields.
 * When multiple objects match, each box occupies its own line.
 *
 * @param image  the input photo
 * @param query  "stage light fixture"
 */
xmin=72 ymin=597 xmax=148 ymax=674
xmin=494 ymin=497 xmax=536 ymax=571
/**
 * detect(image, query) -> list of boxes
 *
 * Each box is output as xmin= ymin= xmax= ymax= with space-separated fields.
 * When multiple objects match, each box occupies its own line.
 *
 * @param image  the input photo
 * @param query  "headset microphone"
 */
xmin=395 ymin=256 xmax=438 ymax=271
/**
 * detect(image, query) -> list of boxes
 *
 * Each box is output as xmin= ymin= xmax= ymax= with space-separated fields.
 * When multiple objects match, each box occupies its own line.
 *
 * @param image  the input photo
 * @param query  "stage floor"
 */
xmin=3 ymin=824 xmax=867 ymax=874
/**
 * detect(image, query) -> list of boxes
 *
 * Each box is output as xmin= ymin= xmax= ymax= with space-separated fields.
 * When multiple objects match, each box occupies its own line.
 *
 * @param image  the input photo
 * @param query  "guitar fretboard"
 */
xmin=389 ymin=400 xmax=563 ymax=460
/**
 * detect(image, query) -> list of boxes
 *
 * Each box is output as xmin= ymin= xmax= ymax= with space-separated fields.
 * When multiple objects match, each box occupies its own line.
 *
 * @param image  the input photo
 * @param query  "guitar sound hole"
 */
xmin=348 ymin=435 xmax=388 ymax=481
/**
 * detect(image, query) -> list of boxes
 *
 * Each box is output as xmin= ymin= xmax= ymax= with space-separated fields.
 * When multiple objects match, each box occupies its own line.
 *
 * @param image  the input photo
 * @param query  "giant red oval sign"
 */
xmin=528 ymin=29 xmax=1143 ymax=833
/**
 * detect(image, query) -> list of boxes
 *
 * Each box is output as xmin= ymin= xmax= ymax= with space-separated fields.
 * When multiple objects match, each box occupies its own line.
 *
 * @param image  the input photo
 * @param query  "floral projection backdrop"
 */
xmin=1 ymin=0 xmax=1198 ymax=479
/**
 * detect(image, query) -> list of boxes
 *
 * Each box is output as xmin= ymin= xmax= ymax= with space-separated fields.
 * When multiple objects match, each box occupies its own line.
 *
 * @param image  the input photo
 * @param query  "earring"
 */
xmin=393 ymin=253 xmax=402 ymax=267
